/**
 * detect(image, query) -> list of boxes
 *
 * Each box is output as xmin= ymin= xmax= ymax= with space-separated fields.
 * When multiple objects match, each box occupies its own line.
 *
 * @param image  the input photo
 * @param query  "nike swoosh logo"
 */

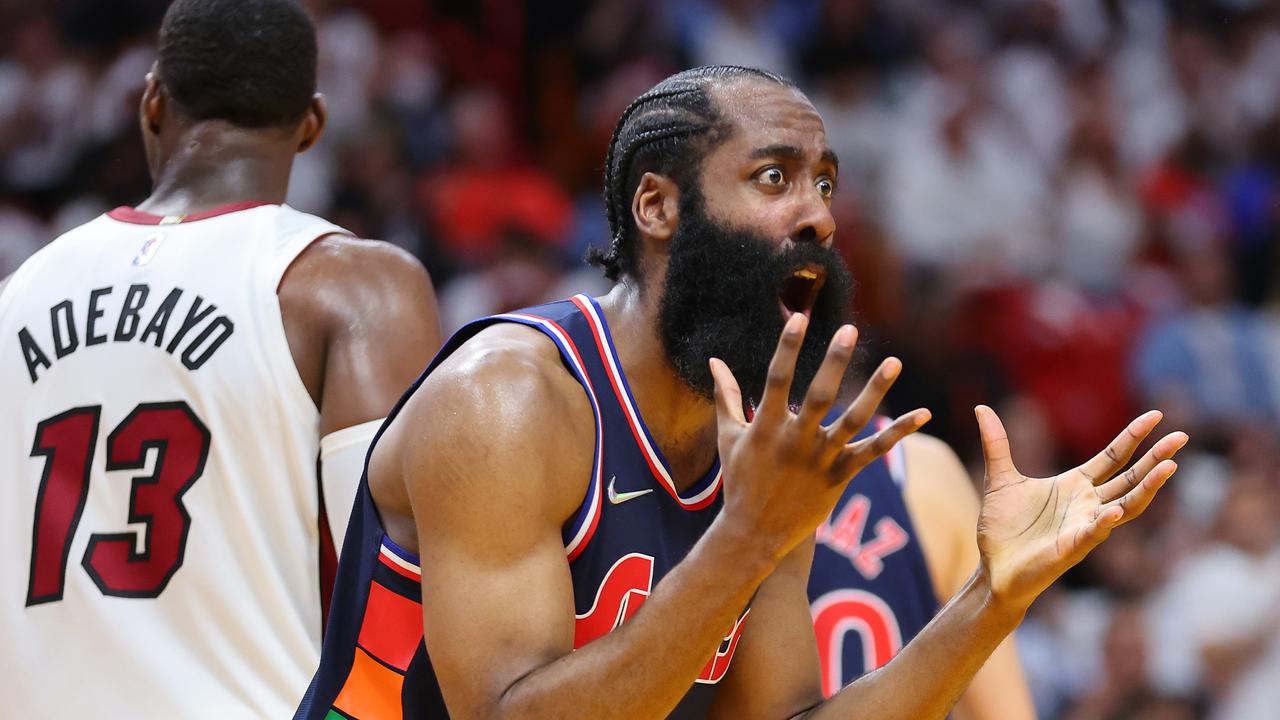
xmin=607 ymin=476 xmax=653 ymax=505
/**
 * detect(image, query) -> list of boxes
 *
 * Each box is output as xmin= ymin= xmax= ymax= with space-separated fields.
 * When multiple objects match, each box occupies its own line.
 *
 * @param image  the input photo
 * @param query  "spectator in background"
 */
xmin=1064 ymin=601 xmax=1196 ymax=720
xmin=419 ymin=86 xmax=573 ymax=268
xmin=987 ymin=0 xmax=1071 ymax=169
xmin=1133 ymin=244 xmax=1276 ymax=439
xmin=0 ymin=203 xmax=46 ymax=278
xmin=884 ymin=16 xmax=1051 ymax=284
xmin=1147 ymin=471 xmax=1280 ymax=720
xmin=2 ymin=3 xmax=1279 ymax=716
xmin=1055 ymin=65 xmax=1144 ymax=297
xmin=1223 ymin=117 xmax=1280 ymax=306
xmin=0 ymin=14 xmax=89 ymax=196
xmin=673 ymin=0 xmax=811 ymax=78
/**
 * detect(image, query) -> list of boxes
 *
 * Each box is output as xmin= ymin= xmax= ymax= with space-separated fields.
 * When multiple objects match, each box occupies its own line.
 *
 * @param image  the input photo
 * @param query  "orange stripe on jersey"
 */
xmin=358 ymin=582 xmax=423 ymax=672
xmin=333 ymin=647 xmax=405 ymax=720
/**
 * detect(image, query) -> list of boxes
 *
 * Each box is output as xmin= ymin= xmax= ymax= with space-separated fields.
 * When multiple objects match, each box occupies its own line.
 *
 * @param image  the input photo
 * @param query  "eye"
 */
xmin=756 ymin=167 xmax=786 ymax=186
xmin=816 ymin=177 xmax=835 ymax=198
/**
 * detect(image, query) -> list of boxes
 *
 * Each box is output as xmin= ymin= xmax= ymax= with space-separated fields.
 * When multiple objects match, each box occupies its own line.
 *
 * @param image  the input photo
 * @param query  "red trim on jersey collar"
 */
xmin=107 ymin=201 xmax=276 ymax=225
xmin=570 ymin=295 xmax=723 ymax=511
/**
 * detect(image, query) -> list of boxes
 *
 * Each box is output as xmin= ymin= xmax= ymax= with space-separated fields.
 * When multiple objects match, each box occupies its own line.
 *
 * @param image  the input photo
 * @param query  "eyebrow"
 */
xmin=748 ymin=144 xmax=840 ymax=171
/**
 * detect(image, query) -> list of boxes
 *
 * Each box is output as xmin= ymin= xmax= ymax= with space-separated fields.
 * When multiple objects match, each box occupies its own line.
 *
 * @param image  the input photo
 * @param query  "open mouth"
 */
xmin=778 ymin=263 xmax=827 ymax=320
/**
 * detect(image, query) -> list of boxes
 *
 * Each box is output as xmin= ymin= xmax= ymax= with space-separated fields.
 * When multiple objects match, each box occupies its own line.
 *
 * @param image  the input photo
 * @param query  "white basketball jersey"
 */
xmin=0 ymin=202 xmax=349 ymax=718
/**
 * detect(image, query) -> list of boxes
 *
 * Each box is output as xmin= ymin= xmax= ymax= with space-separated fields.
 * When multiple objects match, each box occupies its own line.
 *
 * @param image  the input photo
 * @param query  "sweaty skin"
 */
xmin=367 ymin=78 xmax=1185 ymax=720
xmin=132 ymin=68 xmax=441 ymax=438
xmin=902 ymin=435 xmax=1036 ymax=720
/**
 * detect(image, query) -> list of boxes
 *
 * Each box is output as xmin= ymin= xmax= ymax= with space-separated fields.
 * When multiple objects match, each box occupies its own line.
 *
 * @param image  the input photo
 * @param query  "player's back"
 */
xmin=1 ymin=202 xmax=347 ymax=717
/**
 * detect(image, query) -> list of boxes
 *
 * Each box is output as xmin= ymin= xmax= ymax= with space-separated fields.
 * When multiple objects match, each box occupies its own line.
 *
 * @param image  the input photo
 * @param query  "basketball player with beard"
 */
xmin=298 ymin=66 xmax=1187 ymax=719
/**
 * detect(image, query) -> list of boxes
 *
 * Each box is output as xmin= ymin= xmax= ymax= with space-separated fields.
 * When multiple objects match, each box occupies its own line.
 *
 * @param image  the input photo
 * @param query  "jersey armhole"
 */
xmin=263 ymin=224 xmax=353 ymax=419
xmin=485 ymin=312 xmax=606 ymax=563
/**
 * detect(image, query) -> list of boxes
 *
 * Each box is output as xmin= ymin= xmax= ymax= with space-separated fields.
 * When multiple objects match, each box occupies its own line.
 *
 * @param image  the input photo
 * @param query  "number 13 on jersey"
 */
xmin=26 ymin=401 xmax=210 ymax=606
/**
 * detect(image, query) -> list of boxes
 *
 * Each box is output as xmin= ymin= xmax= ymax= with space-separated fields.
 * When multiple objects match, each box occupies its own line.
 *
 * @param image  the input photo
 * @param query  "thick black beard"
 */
xmin=658 ymin=190 xmax=855 ymax=407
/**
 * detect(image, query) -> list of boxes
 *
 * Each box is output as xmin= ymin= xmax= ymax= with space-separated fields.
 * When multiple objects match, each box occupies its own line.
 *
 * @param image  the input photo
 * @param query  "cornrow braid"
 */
xmin=587 ymin=65 xmax=795 ymax=282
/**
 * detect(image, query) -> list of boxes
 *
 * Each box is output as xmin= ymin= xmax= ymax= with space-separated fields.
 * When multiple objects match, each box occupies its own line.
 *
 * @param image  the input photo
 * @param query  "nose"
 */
xmin=792 ymin=189 xmax=836 ymax=248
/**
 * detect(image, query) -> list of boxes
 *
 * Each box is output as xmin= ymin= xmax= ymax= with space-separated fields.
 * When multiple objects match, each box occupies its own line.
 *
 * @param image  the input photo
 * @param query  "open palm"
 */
xmin=973 ymin=406 xmax=1188 ymax=611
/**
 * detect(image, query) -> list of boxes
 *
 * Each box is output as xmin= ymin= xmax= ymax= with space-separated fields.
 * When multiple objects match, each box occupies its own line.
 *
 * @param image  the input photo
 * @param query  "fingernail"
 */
xmin=883 ymin=357 xmax=901 ymax=378
xmin=837 ymin=325 xmax=855 ymax=347
xmin=787 ymin=313 xmax=808 ymax=334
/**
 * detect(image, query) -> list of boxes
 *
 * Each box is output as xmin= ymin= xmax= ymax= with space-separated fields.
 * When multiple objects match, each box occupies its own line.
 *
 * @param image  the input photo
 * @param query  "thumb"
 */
xmin=976 ymin=405 xmax=1017 ymax=490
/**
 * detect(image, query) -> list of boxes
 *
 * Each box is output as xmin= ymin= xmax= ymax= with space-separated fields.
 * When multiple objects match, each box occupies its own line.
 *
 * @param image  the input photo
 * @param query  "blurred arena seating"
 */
xmin=1 ymin=1 xmax=1277 ymax=717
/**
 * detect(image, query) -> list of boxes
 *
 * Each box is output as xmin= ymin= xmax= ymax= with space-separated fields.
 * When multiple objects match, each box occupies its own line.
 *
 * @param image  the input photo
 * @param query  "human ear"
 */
xmin=139 ymin=69 xmax=164 ymax=136
xmin=631 ymin=172 xmax=680 ymax=245
xmin=296 ymin=94 xmax=327 ymax=153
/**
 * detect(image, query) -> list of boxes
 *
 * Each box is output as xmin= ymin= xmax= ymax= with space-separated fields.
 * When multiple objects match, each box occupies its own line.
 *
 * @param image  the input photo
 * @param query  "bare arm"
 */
xmin=903 ymin=434 xmax=1035 ymax=720
xmin=711 ymin=537 xmax=1022 ymax=719
xmin=279 ymin=235 xmax=441 ymax=435
xmin=393 ymin=331 xmax=776 ymax=718
xmin=384 ymin=316 xmax=926 ymax=719
xmin=712 ymin=408 xmax=1186 ymax=719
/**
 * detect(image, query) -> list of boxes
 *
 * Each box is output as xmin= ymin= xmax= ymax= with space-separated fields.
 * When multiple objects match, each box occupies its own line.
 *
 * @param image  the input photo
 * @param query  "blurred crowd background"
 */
xmin=2 ymin=0 xmax=1278 ymax=717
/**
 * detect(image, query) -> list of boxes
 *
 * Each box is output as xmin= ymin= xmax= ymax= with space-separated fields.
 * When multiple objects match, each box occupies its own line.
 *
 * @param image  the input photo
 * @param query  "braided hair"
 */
xmin=587 ymin=66 xmax=796 ymax=281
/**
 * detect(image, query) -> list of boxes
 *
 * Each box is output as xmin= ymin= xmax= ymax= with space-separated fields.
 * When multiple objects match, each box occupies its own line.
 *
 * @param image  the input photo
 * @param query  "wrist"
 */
xmin=704 ymin=513 xmax=783 ymax=581
xmin=968 ymin=564 xmax=1027 ymax=631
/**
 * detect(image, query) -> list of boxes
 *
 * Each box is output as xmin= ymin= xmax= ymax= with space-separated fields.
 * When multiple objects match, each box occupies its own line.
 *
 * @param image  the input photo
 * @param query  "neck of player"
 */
xmin=138 ymin=122 xmax=295 ymax=217
xmin=596 ymin=281 xmax=720 ymax=492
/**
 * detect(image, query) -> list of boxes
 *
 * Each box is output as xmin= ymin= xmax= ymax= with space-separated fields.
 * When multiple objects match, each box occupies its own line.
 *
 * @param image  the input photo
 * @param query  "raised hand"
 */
xmin=710 ymin=314 xmax=931 ymax=561
xmin=974 ymin=405 xmax=1189 ymax=611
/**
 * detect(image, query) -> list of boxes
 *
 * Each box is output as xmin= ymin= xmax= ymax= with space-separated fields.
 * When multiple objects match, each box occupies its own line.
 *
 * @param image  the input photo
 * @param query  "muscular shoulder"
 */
xmin=373 ymin=323 xmax=595 ymax=542
xmin=901 ymin=433 xmax=981 ymax=597
xmin=278 ymin=235 xmax=440 ymax=415
xmin=410 ymin=323 xmax=593 ymax=468
xmin=279 ymin=235 xmax=435 ymax=326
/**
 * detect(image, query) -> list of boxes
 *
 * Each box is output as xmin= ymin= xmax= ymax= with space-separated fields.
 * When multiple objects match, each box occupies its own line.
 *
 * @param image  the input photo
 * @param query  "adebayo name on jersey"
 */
xmin=16 ymin=283 xmax=235 ymax=383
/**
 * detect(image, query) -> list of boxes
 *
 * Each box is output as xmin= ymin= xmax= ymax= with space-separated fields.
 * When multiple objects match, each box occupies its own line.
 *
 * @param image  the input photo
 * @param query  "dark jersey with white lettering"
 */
xmin=807 ymin=417 xmax=939 ymax=696
xmin=297 ymin=295 xmax=747 ymax=719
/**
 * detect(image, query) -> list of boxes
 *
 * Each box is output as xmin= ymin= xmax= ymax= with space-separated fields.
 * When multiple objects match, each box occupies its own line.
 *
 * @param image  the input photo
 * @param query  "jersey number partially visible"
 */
xmin=574 ymin=552 xmax=748 ymax=684
xmin=811 ymin=589 xmax=903 ymax=697
xmin=26 ymin=402 xmax=211 ymax=606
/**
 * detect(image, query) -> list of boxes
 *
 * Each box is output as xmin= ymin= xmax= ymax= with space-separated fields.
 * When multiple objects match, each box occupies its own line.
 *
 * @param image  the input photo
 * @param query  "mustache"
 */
xmin=657 ymin=194 xmax=855 ymax=405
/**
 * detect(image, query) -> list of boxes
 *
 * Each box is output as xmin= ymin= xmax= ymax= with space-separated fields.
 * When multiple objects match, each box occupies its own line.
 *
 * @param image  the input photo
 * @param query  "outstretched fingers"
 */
xmin=832 ymin=407 xmax=931 ymax=481
xmin=826 ymin=357 xmax=904 ymax=445
xmin=794 ymin=325 xmax=859 ymax=432
xmin=1095 ymin=431 xmax=1189 ymax=503
xmin=1077 ymin=411 xmax=1163 ymax=485
xmin=755 ymin=313 xmax=808 ymax=423
xmin=1069 ymin=456 xmax=1178 ymax=561
xmin=1101 ymin=458 xmax=1179 ymax=525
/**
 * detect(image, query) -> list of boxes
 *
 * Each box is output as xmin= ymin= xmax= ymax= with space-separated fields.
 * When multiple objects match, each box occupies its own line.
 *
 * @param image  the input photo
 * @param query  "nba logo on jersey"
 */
xmin=133 ymin=232 xmax=165 ymax=266
xmin=0 ymin=202 xmax=353 ymax=718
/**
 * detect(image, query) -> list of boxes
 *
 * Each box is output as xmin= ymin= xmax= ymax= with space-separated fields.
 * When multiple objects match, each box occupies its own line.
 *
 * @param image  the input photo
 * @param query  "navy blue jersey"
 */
xmin=807 ymin=418 xmax=939 ymax=697
xmin=297 ymin=295 xmax=747 ymax=720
